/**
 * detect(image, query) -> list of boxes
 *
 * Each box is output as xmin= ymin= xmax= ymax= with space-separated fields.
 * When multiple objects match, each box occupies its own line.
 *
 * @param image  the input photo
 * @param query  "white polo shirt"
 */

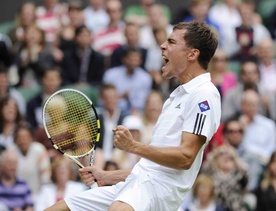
xmin=132 ymin=73 xmax=221 ymax=190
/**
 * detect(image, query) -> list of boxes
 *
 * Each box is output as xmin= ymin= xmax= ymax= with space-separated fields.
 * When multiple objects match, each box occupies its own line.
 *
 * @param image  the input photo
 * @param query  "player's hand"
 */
xmin=79 ymin=166 xmax=105 ymax=186
xmin=112 ymin=126 xmax=136 ymax=152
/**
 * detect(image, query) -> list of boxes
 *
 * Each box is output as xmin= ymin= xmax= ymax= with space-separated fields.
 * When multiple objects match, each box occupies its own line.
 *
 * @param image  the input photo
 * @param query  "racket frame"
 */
xmin=42 ymin=88 xmax=100 ymax=169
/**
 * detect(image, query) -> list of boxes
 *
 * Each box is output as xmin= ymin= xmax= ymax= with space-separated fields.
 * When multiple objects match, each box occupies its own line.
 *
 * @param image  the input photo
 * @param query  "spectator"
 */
xmin=221 ymin=59 xmax=273 ymax=122
xmin=0 ymin=96 xmax=25 ymax=150
xmin=221 ymin=0 xmax=271 ymax=61
xmin=171 ymin=2 xmax=191 ymax=25
xmin=208 ymin=0 xmax=241 ymax=42
xmin=112 ymin=114 xmax=144 ymax=169
xmin=36 ymin=0 xmax=69 ymax=44
xmin=203 ymin=124 xmax=226 ymax=162
xmin=184 ymin=0 xmax=221 ymax=44
xmin=139 ymin=3 xmax=173 ymax=49
xmin=269 ymin=91 xmax=276 ymax=123
xmin=8 ymin=1 xmax=37 ymax=55
xmin=9 ymin=125 xmax=51 ymax=199
xmin=0 ymin=149 xmax=34 ymax=211
xmin=26 ymin=66 xmax=62 ymax=160
xmin=59 ymin=0 xmax=85 ymax=51
xmin=223 ymin=117 xmax=263 ymax=192
xmin=83 ymin=0 xmax=109 ymax=34
xmin=97 ymin=83 xmax=127 ymax=162
xmin=15 ymin=24 xmax=62 ymax=88
xmin=255 ymin=151 xmax=276 ymax=211
xmin=144 ymin=26 xmax=167 ymax=90
xmin=27 ymin=66 xmax=62 ymax=129
xmin=26 ymin=66 xmax=61 ymax=129
xmin=124 ymin=0 xmax=171 ymax=28
xmin=238 ymin=89 xmax=276 ymax=166
xmin=93 ymin=0 xmax=125 ymax=59
xmin=34 ymin=156 xmax=87 ymax=211
xmin=202 ymin=145 xmax=249 ymax=211
xmin=0 ymin=64 xmax=26 ymax=115
xmin=0 ymin=202 xmax=8 ymax=211
xmin=141 ymin=90 xmax=163 ymax=144
xmin=255 ymin=37 xmax=276 ymax=93
xmin=0 ymin=34 xmax=13 ymax=68
xmin=110 ymin=22 xmax=147 ymax=69
xmin=103 ymin=47 xmax=152 ymax=114
xmin=266 ymin=5 xmax=276 ymax=40
xmin=184 ymin=173 xmax=225 ymax=211
xmin=209 ymin=48 xmax=238 ymax=99
xmin=61 ymin=25 xmax=105 ymax=88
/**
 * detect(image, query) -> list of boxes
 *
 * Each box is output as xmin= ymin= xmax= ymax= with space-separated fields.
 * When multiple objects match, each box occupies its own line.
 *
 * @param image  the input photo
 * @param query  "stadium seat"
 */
xmin=0 ymin=21 xmax=14 ymax=35
xmin=61 ymin=84 xmax=99 ymax=106
xmin=16 ymin=86 xmax=42 ymax=102
xmin=227 ymin=61 xmax=241 ymax=76
xmin=257 ymin=0 xmax=276 ymax=24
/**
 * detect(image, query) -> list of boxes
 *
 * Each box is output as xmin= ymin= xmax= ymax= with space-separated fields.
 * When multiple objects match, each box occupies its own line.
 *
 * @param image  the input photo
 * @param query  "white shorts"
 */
xmin=64 ymin=173 xmax=185 ymax=211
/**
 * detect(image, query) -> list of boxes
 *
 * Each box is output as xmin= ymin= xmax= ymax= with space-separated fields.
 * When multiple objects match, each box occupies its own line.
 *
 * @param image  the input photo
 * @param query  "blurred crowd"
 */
xmin=0 ymin=0 xmax=275 ymax=210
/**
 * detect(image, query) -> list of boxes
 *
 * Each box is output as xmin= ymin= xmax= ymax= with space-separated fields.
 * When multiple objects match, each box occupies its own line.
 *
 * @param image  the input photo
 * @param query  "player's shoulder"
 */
xmin=195 ymin=80 xmax=221 ymax=97
xmin=188 ymin=81 xmax=221 ymax=110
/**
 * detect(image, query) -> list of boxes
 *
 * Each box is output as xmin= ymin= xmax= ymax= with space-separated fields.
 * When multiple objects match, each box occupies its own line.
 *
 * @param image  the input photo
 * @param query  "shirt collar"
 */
xmin=169 ymin=73 xmax=211 ymax=99
xmin=182 ymin=72 xmax=211 ymax=93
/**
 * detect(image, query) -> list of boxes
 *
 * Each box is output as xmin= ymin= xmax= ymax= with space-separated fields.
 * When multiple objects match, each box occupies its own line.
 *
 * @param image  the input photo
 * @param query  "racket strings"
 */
xmin=45 ymin=90 xmax=99 ymax=157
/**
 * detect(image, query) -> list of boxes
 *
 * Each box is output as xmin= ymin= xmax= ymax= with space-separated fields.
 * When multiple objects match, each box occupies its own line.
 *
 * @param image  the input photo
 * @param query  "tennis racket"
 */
xmin=42 ymin=88 xmax=100 ymax=188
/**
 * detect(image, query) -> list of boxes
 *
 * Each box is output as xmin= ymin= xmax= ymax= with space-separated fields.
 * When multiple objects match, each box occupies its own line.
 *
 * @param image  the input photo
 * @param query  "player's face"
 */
xmin=160 ymin=29 xmax=190 ymax=80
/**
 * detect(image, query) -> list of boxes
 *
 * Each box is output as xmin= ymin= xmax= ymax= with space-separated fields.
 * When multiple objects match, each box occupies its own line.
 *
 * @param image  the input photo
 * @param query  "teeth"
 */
xmin=162 ymin=56 xmax=168 ymax=63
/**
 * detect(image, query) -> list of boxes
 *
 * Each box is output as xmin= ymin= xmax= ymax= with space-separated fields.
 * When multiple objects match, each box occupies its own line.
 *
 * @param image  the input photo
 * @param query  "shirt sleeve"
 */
xmin=182 ymin=87 xmax=221 ymax=142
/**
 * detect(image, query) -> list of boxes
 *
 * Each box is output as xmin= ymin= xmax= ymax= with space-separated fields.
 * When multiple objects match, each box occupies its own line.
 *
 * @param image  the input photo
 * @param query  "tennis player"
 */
xmin=45 ymin=21 xmax=221 ymax=211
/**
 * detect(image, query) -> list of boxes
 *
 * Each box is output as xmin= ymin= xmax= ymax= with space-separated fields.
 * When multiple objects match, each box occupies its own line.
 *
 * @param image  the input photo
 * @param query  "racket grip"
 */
xmin=91 ymin=182 xmax=98 ymax=189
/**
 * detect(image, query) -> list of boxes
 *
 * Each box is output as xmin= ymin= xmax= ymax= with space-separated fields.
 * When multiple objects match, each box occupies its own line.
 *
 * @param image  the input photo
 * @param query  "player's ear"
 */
xmin=188 ymin=49 xmax=200 ymax=61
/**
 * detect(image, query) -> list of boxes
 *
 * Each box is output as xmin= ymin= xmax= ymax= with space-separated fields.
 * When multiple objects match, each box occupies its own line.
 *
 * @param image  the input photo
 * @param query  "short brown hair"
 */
xmin=173 ymin=21 xmax=218 ymax=69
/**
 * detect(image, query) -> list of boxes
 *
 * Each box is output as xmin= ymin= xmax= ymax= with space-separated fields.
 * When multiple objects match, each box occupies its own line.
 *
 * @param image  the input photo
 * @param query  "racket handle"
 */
xmin=91 ymin=182 xmax=98 ymax=189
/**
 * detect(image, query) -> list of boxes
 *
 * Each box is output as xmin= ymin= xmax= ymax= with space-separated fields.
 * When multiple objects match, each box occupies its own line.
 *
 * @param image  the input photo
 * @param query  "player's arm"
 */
xmin=102 ymin=169 xmax=131 ymax=185
xmin=113 ymin=126 xmax=206 ymax=170
xmin=79 ymin=166 xmax=131 ymax=186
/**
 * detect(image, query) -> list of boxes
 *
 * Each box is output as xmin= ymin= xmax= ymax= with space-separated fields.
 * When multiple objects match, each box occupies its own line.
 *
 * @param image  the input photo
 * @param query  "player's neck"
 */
xmin=180 ymin=68 xmax=206 ymax=84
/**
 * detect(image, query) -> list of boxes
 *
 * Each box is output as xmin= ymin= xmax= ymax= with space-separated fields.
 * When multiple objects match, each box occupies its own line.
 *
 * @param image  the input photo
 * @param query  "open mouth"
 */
xmin=162 ymin=56 xmax=169 ymax=65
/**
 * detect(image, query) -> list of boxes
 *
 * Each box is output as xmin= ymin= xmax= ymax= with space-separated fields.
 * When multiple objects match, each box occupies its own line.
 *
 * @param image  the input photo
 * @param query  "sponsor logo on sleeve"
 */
xmin=198 ymin=100 xmax=210 ymax=112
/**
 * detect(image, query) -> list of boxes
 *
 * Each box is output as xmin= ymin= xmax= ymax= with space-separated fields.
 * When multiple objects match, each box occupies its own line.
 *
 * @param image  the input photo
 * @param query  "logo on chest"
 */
xmin=198 ymin=100 xmax=210 ymax=112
